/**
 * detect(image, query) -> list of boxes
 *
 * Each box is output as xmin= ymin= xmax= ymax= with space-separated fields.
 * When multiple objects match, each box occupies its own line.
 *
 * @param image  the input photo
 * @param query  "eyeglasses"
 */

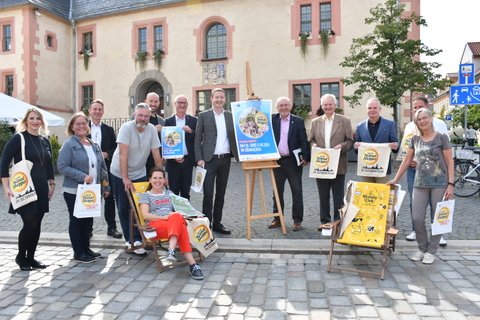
xmin=176 ymin=101 xmax=188 ymax=105
xmin=73 ymin=122 xmax=88 ymax=127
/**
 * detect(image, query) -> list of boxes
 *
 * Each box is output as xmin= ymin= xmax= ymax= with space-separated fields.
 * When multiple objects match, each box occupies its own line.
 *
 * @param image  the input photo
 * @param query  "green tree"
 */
xmin=450 ymin=105 xmax=480 ymax=128
xmin=340 ymin=0 xmax=451 ymax=128
xmin=0 ymin=121 xmax=13 ymax=159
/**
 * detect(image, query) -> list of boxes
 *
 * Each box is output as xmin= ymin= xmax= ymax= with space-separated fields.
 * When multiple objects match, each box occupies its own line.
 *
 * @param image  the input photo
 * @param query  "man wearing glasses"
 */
xmin=110 ymin=103 xmax=163 ymax=254
xmin=165 ymin=95 xmax=197 ymax=200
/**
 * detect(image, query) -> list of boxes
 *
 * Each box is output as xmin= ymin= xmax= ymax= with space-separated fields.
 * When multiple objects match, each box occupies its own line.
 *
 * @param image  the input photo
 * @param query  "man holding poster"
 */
xmin=268 ymin=97 xmax=310 ymax=231
xmin=165 ymin=95 xmax=197 ymax=200
xmin=195 ymin=88 xmax=239 ymax=235
xmin=309 ymin=94 xmax=353 ymax=233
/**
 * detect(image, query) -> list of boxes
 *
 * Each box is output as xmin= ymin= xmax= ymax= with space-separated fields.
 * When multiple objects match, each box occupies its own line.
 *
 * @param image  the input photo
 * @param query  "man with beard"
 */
xmin=144 ymin=92 xmax=165 ymax=174
xmin=110 ymin=103 xmax=162 ymax=254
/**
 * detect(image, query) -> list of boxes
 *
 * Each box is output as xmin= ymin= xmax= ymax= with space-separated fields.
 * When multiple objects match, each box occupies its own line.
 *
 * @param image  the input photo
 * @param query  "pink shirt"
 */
xmin=278 ymin=114 xmax=290 ymax=156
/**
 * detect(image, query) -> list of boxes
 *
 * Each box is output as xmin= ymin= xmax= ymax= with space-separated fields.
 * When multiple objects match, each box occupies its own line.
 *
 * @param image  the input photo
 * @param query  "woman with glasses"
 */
xmin=58 ymin=112 xmax=110 ymax=263
xmin=387 ymin=108 xmax=454 ymax=265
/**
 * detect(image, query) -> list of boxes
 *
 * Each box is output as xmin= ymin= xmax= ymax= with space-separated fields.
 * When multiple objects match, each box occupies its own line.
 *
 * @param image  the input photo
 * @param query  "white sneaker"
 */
xmin=406 ymin=231 xmax=416 ymax=241
xmin=439 ymin=237 xmax=447 ymax=246
xmin=133 ymin=241 xmax=146 ymax=255
xmin=422 ymin=252 xmax=435 ymax=264
xmin=410 ymin=251 xmax=425 ymax=261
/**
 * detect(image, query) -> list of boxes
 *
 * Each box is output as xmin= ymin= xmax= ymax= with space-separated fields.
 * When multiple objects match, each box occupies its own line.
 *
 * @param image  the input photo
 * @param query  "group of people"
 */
xmin=0 ymin=89 xmax=454 ymax=274
xmin=268 ymin=94 xmax=453 ymax=265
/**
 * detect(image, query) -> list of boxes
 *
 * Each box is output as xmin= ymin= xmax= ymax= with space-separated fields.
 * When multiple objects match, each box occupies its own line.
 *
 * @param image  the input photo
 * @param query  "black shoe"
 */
xmin=212 ymin=224 xmax=231 ymax=235
xmin=189 ymin=263 xmax=204 ymax=280
xmin=73 ymin=255 xmax=96 ymax=263
xmin=15 ymin=257 xmax=33 ymax=271
xmin=86 ymin=249 xmax=101 ymax=258
xmin=107 ymin=227 xmax=122 ymax=239
xmin=29 ymin=259 xmax=47 ymax=269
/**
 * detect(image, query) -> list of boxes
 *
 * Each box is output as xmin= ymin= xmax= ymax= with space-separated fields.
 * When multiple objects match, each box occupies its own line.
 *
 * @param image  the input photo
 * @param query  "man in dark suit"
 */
xmin=194 ymin=88 xmax=239 ymax=234
xmin=165 ymin=95 xmax=197 ymax=200
xmin=145 ymin=92 xmax=165 ymax=174
xmin=354 ymin=97 xmax=399 ymax=184
xmin=309 ymin=94 xmax=353 ymax=232
xmin=88 ymin=99 xmax=122 ymax=239
xmin=269 ymin=97 xmax=310 ymax=231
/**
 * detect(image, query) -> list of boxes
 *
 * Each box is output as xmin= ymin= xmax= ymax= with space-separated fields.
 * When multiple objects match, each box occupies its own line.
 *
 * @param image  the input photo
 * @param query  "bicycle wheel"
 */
xmin=454 ymin=161 xmax=480 ymax=197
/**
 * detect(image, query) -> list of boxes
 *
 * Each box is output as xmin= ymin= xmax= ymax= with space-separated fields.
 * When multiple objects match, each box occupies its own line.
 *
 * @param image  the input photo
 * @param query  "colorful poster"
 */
xmin=161 ymin=126 xmax=185 ymax=159
xmin=231 ymin=100 xmax=279 ymax=161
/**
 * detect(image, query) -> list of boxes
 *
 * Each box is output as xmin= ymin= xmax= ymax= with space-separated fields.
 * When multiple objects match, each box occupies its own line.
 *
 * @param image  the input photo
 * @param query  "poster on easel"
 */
xmin=231 ymin=100 xmax=280 ymax=162
xmin=161 ymin=126 xmax=185 ymax=159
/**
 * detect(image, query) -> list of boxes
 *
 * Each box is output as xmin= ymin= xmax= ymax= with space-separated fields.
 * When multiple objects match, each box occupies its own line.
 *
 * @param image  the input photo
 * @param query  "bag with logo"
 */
xmin=9 ymin=133 xmax=38 ymax=210
xmin=357 ymin=143 xmax=391 ymax=177
xmin=191 ymin=166 xmax=207 ymax=193
xmin=309 ymin=147 xmax=341 ymax=179
xmin=187 ymin=217 xmax=218 ymax=257
xmin=431 ymin=197 xmax=455 ymax=235
xmin=73 ymin=183 xmax=101 ymax=218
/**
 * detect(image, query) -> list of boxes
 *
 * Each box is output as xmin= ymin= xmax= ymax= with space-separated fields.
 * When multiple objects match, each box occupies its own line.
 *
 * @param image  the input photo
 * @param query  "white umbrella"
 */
xmin=0 ymin=93 xmax=65 ymax=126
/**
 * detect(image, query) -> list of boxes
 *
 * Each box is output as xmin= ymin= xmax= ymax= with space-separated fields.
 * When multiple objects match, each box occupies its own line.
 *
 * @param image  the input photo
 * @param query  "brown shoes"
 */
xmin=293 ymin=222 xmax=302 ymax=231
xmin=268 ymin=220 xmax=281 ymax=229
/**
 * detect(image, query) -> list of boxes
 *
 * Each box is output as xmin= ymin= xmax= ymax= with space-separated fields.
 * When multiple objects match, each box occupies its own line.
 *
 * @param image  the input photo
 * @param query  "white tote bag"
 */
xmin=357 ymin=143 xmax=391 ymax=177
xmin=309 ymin=147 xmax=341 ymax=179
xmin=191 ymin=166 xmax=207 ymax=193
xmin=431 ymin=198 xmax=455 ymax=235
xmin=73 ymin=183 xmax=102 ymax=218
xmin=10 ymin=133 xmax=38 ymax=210
xmin=187 ymin=217 xmax=218 ymax=257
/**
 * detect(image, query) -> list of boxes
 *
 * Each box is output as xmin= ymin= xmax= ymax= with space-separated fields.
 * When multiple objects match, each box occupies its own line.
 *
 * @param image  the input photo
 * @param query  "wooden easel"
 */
xmin=242 ymin=62 xmax=287 ymax=239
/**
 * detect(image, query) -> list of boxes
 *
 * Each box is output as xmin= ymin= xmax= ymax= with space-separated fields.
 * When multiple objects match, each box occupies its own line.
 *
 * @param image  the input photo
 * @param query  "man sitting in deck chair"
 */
xmin=138 ymin=167 xmax=204 ymax=280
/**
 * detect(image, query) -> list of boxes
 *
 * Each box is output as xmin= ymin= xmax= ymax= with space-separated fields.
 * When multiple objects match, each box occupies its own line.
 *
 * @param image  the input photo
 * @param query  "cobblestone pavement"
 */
xmin=1 ymin=161 xmax=480 ymax=319
xmin=1 ymin=162 xmax=479 ymax=241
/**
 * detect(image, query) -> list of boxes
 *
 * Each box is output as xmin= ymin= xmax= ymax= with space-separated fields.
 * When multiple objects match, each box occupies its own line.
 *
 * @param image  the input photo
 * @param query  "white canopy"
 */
xmin=0 ymin=93 xmax=66 ymax=127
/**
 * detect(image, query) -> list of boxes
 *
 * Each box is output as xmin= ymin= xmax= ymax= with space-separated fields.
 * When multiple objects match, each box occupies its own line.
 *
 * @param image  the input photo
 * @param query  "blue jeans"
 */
xmin=407 ymin=166 xmax=434 ymax=231
xmin=111 ymin=174 xmax=147 ymax=243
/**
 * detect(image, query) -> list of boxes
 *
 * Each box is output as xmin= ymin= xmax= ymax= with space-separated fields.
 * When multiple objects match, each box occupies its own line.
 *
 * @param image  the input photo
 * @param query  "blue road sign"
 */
xmin=450 ymin=84 xmax=480 ymax=105
xmin=445 ymin=115 xmax=452 ymax=121
xmin=459 ymin=63 xmax=475 ymax=85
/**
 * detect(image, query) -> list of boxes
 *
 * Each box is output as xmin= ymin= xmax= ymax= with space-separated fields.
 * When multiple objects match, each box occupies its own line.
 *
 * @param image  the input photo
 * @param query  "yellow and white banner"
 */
xmin=309 ymin=147 xmax=341 ymax=179
xmin=357 ymin=143 xmax=391 ymax=177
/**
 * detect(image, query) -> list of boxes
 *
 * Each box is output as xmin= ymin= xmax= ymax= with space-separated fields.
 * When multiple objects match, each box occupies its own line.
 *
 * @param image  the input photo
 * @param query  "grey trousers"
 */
xmin=412 ymin=186 xmax=445 ymax=254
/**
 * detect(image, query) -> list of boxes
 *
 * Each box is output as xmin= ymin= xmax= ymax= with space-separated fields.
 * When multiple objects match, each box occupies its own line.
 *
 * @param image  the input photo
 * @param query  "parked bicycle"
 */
xmin=453 ymin=148 xmax=480 ymax=197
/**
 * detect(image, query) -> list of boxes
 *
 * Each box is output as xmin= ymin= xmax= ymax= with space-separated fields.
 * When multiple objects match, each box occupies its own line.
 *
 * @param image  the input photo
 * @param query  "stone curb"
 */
xmin=1 ymin=231 xmax=479 ymax=253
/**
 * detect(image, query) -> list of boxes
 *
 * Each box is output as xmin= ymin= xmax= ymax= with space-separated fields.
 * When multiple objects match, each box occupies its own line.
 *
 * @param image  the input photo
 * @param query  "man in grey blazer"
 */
xmin=194 ymin=88 xmax=239 ymax=234
xmin=309 ymin=94 xmax=353 ymax=232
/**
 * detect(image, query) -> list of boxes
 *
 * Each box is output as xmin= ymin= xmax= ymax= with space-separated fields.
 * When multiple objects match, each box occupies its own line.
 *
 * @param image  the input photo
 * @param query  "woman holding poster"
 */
xmin=387 ymin=108 xmax=454 ymax=265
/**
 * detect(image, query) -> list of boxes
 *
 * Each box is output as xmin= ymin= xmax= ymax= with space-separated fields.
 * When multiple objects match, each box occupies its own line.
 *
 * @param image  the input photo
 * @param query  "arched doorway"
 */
xmin=129 ymin=70 xmax=172 ymax=118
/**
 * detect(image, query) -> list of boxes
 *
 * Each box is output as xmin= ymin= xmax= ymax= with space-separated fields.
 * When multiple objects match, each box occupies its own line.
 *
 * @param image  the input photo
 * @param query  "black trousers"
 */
xmin=202 ymin=156 xmax=231 ymax=227
xmin=317 ymin=174 xmax=345 ymax=225
xmin=166 ymin=155 xmax=194 ymax=200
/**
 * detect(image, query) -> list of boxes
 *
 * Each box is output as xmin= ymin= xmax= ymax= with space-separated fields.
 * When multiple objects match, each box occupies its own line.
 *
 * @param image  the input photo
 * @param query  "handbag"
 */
xmin=431 ymin=197 xmax=455 ymax=235
xmin=73 ymin=183 xmax=102 ymax=218
xmin=9 ymin=133 xmax=38 ymax=210
xmin=187 ymin=217 xmax=218 ymax=257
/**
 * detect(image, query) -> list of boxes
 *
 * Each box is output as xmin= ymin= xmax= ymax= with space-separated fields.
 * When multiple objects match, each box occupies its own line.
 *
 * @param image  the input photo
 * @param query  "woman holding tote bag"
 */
xmin=1 ymin=108 xmax=55 ymax=271
xmin=58 ymin=112 xmax=110 ymax=263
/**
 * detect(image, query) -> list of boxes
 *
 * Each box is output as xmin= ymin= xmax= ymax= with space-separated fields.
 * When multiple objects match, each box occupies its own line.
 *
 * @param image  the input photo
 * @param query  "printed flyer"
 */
xmin=161 ymin=126 xmax=185 ymax=159
xmin=230 ymin=100 xmax=279 ymax=161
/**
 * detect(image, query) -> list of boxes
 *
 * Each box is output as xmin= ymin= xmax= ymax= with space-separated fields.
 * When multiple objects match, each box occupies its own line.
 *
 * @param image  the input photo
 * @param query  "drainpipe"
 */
xmin=69 ymin=0 xmax=76 ymax=112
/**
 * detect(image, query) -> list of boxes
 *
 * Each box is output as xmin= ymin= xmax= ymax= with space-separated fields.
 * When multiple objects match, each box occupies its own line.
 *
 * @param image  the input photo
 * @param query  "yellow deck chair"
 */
xmin=126 ymin=182 xmax=204 ymax=272
xmin=321 ymin=181 xmax=400 ymax=280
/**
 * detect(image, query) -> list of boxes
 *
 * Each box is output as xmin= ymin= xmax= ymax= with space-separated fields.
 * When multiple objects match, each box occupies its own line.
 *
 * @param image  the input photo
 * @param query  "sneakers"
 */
xmin=165 ymin=248 xmax=177 ymax=263
xmin=439 ymin=237 xmax=447 ymax=246
xmin=189 ymin=263 xmax=204 ymax=280
xmin=422 ymin=252 xmax=435 ymax=264
xmin=126 ymin=241 xmax=147 ymax=255
xmin=410 ymin=251 xmax=425 ymax=261
xmin=406 ymin=231 xmax=416 ymax=241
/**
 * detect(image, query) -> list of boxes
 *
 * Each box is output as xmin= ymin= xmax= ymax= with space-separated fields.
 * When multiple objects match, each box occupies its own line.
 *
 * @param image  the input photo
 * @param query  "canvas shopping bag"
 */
xmin=10 ymin=133 xmax=38 ymax=210
xmin=191 ymin=166 xmax=207 ymax=193
xmin=431 ymin=197 xmax=455 ymax=235
xmin=187 ymin=217 xmax=218 ymax=257
xmin=309 ymin=147 xmax=341 ymax=179
xmin=73 ymin=183 xmax=102 ymax=218
xmin=357 ymin=143 xmax=391 ymax=177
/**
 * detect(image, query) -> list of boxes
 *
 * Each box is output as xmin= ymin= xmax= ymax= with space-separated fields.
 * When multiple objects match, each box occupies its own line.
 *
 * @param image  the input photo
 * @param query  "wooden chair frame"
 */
xmin=126 ymin=182 xmax=203 ymax=272
xmin=322 ymin=184 xmax=400 ymax=280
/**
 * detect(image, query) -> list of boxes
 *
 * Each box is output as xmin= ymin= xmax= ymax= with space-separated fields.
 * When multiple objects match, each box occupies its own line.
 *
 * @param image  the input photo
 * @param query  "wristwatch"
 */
xmin=448 ymin=182 xmax=455 ymax=186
